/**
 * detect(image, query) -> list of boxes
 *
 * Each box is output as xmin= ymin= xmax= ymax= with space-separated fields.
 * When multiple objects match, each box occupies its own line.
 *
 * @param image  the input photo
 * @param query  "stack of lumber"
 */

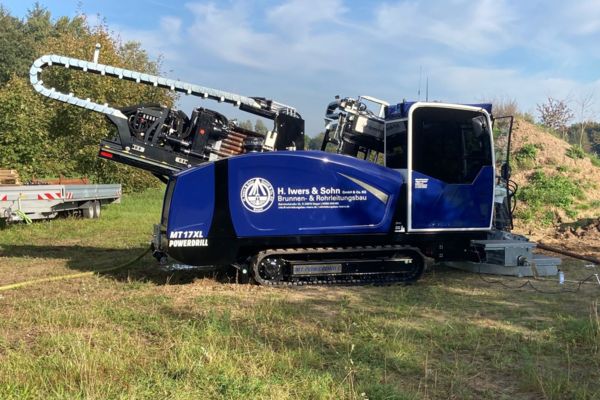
xmin=0 ymin=169 xmax=21 ymax=185
xmin=30 ymin=176 xmax=89 ymax=185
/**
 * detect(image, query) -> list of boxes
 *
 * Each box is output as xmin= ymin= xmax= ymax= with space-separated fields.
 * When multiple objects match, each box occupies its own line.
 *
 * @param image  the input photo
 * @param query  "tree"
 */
xmin=0 ymin=7 xmax=175 ymax=190
xmin=574 ymin=92 xmax=595 ymax=148
xmin=0 ymin=6 xmax=36 ymax=83
xmin=0 ymin=76 xmax=53 ymax=178
xmin=486 ymin=96 xmax=520 ymax=118
xmin=568 ymin=122 xmax=600 ymax=156
xmin=254 ymin=119 xmax=269 ymax=135
xmin=536 ymin=97 xmax=574 ymax=139
xmin=238 ymin=120 xmax=253 ymax=131
xmin=589 ymin=128 xmax=600 ymax=156
xmin=306 ymin=132 xmax=326 ymax=150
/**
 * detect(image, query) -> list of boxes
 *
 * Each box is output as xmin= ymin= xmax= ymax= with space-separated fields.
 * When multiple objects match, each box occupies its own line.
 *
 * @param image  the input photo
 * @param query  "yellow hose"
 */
xmin=0 ymin=247 xmax=151 ymax=292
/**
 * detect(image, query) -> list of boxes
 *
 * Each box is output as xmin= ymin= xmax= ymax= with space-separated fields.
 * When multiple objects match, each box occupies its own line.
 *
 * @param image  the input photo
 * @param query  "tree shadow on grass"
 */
xmin=0 ymin=244 xmax=227 ymax=285
xmin=154 ymin=278 xmax=575 ymax=399
xmin=3 ymin=244 xmax=596 ymax=397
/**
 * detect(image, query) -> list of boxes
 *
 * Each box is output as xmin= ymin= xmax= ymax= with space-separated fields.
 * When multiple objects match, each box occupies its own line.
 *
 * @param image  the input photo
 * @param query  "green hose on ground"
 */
xmin=14 ymin=210 xmax=32 ymax=224
xmin=0 ymin=247 xmax=151 ymax=292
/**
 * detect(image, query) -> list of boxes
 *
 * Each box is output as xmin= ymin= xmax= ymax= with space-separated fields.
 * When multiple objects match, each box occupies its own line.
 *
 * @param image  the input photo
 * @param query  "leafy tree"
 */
xmin=0 ymin=7 xmax=175 ymax=190
xmin=0 ymin=6 xmax=36 ymax=83
xmin=0 ymin=76 xmax=53 ymax=179
xmin=254 ymin=119 xmax=269 ymax=135
xmin=238 ymin=120 xmax=253 ymax=130
xmin=306 ymin=132 xmax=326 ymax=150
xmin=589 ymin=127 xmax=600 ymax=156
xmin=23 ymin=3 xmax=54 ymax=45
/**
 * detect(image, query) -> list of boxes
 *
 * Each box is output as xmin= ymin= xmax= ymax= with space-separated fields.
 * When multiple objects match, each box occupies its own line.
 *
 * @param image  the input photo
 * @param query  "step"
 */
xmin=446 ymin=259 xmax=558 ymax=277
xmin=471 ymin=239 xmax=535 ymax=249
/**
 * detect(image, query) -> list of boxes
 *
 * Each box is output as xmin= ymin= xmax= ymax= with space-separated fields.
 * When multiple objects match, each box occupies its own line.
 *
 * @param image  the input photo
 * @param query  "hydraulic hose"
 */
xmin=0 ymin=247 xmax=150 ymax=292
xmin=537 ymin=242 xmax=600 ymax=265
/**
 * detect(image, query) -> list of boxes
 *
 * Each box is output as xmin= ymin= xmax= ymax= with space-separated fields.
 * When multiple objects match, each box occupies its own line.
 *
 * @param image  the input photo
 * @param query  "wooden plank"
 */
xmin=30 ymin=176 xmax=89 ymax=185
xmin=0 ymin=179 xmax=21 ymax=185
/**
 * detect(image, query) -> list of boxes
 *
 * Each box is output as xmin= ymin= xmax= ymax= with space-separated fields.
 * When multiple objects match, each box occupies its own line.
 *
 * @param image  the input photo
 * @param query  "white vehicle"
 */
xmin=0 ymin=183 xmax=121 ymax=222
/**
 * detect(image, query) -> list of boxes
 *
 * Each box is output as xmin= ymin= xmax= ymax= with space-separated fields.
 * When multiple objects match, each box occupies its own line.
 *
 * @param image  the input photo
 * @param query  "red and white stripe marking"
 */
xmin=65 ymin=192 xmax=73 ymax=199
xmin=37 ymin=192 xmax=62 ymax=200
xmin=0 ymin=194 xmax=7 ymax=201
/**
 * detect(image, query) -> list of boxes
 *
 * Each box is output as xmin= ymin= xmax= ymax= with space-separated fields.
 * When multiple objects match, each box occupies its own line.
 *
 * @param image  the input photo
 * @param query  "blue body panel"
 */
xmin=227 ymin=151 xmax=403 ymax=237
xmin=165 ymin=151 xmax=494 ymax=254
xmin=410 ymin=166 xmax=494 ymax=230
xmin=167 ymin=163 xmax=215 ymax=239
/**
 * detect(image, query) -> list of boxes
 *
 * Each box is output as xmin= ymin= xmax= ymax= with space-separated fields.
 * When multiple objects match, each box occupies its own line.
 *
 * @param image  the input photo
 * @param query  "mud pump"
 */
xmin=29 ymin=48 xmax=559 ymax=285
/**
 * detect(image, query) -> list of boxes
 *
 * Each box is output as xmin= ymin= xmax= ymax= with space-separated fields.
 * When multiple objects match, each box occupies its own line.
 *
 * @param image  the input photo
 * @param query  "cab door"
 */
xmin=407 ymin=104 xmax=495 ymax=232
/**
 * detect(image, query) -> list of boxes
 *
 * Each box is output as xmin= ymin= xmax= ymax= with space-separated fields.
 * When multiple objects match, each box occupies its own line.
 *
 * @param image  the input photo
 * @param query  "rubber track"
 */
xmin=252 ymin=245 xmax=426 ymax=286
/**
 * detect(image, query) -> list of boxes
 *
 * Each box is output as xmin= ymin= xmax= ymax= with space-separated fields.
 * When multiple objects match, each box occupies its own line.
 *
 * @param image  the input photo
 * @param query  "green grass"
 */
xmin=513 ymin=143 xmax=540 ymax=170
xmin=516 ymin=171 xmax=585 ymax=225
xmin=590 ymin=153 xmax=600 ymax=168
xmin=1 ymin=189 xmax=599 ymax=399
xmin=566 ymin=145 xmax=586 ymax=160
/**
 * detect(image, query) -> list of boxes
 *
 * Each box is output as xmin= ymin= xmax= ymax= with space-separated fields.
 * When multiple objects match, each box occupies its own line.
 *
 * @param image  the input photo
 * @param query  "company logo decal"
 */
xmin=241 ymin=177 xmax=275 ymax=213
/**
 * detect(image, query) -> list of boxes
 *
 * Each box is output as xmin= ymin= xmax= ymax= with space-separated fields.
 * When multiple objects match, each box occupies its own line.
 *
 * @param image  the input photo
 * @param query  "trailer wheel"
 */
xmin=82 ymin=202 xmax=94 ymax=219
xmin=93 ymin=201 xmax=101 ymax=219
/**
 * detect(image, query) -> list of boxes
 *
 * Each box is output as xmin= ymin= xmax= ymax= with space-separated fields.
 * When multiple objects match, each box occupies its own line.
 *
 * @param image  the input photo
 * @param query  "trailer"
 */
xmin=0 ymin=183 xmax=121 ymax=222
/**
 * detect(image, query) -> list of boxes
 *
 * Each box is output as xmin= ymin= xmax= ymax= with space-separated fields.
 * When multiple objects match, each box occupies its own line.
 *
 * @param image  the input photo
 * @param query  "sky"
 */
xmin=3 ymin=0 xmax=600 ymax=136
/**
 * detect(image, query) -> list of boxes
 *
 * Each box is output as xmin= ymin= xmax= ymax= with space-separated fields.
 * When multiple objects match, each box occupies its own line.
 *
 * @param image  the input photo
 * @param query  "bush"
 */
xmin=514 ymin=143 xmax=539 ymax=169
xmin=566 ymin=145 xmax=586 ymax=159
xmin=489 ymin=97 xmax=520 ymax=118
xmin=519 ymin=112 xmax=535 ymax=124
xmin=516 ymin=171 xmax=584 ymax=225
xmin=590 ymin=153 xmax=600 ymax=168
xmin=516 ymin=143 xmax=538 ymax=159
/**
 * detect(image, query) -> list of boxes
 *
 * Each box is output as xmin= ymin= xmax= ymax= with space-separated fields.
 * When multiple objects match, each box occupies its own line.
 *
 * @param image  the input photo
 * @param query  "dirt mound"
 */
xmin=510 ymin=120 xmax=600 ymax=178
xmin=548 ymin=218 xmax=600 ymax=258
xmin=509 ymin=119 xmax=600 ymax=257
xmin=556 ymin=218 xmax=600 ymax=238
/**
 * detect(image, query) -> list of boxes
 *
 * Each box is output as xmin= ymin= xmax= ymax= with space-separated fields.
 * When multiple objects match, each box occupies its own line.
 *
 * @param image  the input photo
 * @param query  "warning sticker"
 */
xmin=414 ymin=178 xmax=428 ymax=189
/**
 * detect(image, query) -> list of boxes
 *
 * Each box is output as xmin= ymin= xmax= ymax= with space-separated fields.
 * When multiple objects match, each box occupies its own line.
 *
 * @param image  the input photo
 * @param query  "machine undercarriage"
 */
xmin=251 ymin=246 xmax=426 ymax=286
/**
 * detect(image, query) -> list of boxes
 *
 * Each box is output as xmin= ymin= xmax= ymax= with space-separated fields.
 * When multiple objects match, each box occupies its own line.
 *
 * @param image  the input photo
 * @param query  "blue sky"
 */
xmin=3 ymin=0 xmax=600 ymax=135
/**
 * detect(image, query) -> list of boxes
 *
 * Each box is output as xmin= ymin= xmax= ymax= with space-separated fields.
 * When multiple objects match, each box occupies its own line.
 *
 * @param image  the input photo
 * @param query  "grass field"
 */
xmin=0 ymin=188 xmax=599 ymax=399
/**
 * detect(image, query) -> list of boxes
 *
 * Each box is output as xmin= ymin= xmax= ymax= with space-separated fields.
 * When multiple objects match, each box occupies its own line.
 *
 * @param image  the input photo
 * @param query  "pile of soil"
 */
xmin=508 ymin=119 xmax=600 ymax=258
xmin=544 ymin=218 xmax=600 ymax=259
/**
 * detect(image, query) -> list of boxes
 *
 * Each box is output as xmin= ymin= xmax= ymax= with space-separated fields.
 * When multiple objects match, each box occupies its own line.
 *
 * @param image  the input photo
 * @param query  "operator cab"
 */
xmin=321 ymin=97 xmax=494 ymax=186
xmin=321 ymin=98 xmax=496 ymax=232
xmin=385 ymin=103 xmax=493 ymax=181
xmin=385 ymin=102 xmax=495 ymax=232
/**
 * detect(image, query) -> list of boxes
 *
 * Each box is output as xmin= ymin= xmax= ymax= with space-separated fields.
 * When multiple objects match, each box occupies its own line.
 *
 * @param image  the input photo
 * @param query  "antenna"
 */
xmin=418 ymin=66 xmax=422 ymax=100
xmin=425 ymin=76 xmax=429 ymax=102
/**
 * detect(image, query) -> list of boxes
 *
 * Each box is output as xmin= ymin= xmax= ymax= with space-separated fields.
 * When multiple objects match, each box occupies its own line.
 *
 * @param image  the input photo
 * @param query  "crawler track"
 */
xmin=251 ymin=245 xmax=426 ymax=286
